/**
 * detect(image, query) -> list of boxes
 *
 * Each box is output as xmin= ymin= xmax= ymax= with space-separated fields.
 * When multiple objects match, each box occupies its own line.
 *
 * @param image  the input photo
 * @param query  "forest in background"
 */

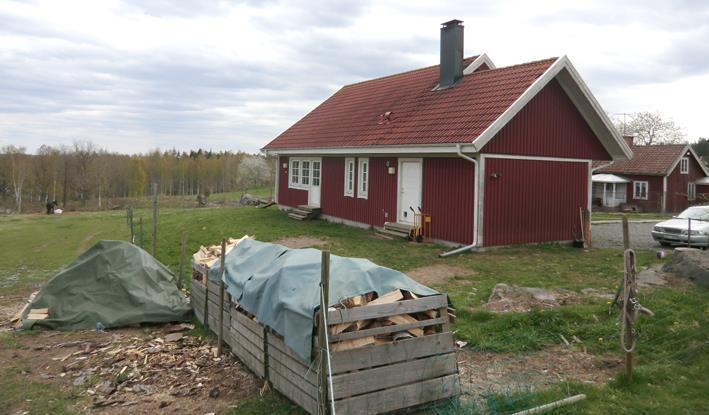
xmin=0 ymin=141 xmax=275 ymax=213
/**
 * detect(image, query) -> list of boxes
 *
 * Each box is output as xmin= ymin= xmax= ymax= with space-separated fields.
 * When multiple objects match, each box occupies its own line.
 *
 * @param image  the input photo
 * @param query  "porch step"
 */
xmin=384 ymin=221 xmax=414 ymax=233
xmin=376 ymin=228 xmax=411 ymax=239
xmin=288 ymin=205 xmax=322 ymax=221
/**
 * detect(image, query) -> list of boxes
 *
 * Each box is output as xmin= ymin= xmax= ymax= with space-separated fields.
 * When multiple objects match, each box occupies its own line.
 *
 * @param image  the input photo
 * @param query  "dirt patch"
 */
xmin=0 ymin=327 xmax=261 ymax=414
xmin=0 ymin=295 xmax=28 ymax=330
xmin=484 ymin=284 xmax=614 ymax=313
xmin=407 ymin=264 xmax=474 ymax=286
xmin=272 ymin=236 xmax=329 ymax=249
xmin=457 ymin=345 xmax=621 ymax=400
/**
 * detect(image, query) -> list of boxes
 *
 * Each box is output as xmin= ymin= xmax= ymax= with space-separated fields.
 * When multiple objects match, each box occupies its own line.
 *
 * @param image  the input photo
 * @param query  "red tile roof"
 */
xmin=263 ymin=57 xmax=557 ymax=149
xmin=597 ymin=144 xmax=687 ymax=175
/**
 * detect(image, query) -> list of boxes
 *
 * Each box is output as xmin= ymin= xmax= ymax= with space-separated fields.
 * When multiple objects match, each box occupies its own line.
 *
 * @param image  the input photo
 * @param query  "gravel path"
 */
xmin=591 ymin=221 xmax=661 ymax=249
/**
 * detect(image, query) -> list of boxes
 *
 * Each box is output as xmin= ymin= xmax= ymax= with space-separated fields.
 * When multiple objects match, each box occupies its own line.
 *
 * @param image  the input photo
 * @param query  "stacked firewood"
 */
xmin=327 ymin=289 xmax=455 ymax=352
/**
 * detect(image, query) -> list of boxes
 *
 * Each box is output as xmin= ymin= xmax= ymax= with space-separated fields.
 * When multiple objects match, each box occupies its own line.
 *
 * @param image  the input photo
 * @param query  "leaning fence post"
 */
xmin=217 ymin=238 xmax=226 ymax=356
xmin=139 ymin=217 xmax=144 ymax=248
xmin=318 ymin=250 xmax=332 ymax=415
xmin=622 ymin=215 xmax=630 ymax=250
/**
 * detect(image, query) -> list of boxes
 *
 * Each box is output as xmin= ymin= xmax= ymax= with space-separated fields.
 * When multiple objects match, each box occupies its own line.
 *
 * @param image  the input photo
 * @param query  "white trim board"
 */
xmin=463 ymin=53 xmax=496 ymax=74
xmin=482 ymin=153 xmax=591 ymax=163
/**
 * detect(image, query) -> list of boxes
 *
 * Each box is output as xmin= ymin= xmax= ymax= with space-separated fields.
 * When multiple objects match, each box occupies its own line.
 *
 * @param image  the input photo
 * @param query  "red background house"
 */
xmin=594 ymin=137 xmax=708 ymax=212
xmin=263 ymin=20 xmax=631 ymax=248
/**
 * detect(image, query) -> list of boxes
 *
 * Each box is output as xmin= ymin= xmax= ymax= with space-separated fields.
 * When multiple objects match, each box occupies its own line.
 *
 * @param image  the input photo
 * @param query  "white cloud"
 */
xmin=0 ymin=0 xmax=708 ymax=154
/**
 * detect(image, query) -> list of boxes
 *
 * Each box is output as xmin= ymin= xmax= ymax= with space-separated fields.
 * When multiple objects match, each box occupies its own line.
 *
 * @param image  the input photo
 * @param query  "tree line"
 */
xmin=0 ymin=141 xmax=274 ymax=213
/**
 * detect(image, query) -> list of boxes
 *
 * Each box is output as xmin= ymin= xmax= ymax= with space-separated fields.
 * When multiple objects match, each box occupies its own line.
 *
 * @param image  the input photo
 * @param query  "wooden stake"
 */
xmin=622 ymin=215 xmax=630 ymax=250
xmin=318 ymin=250 xmax=331 ymax=415
xmin=151 ymin=182 xmax=158 ymax=257
xmin=129 ymin=207 xmax=134 ymax=244
xmin=139 ymin=217 xmax=144 ymax=248
xmin=511 ymin=394 xmax=586 ymax=415
xmin=178 ymin=232 xmax=186 ymax=290
xmin=217 ymin=238 xmax=226 ymax=356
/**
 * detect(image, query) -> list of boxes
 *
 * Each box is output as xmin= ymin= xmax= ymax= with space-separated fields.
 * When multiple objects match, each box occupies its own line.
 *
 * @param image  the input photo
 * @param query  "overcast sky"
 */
xmin=1 ymin=0 xmax=708 ymax=154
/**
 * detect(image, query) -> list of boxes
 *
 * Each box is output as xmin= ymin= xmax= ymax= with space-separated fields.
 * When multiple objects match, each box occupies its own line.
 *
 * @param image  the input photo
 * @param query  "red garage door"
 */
xmin=482 ymin=158 xmax=588 ymax=246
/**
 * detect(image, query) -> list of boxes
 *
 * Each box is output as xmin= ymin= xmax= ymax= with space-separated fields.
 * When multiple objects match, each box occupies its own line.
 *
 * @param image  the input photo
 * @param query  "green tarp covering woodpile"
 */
xmin=22 ymin=240 xmax=191 ymax=330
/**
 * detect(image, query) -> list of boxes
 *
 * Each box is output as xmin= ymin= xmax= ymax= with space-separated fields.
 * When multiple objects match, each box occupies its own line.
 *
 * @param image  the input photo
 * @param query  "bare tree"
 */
xmin=2 ymin=146 xmax=29 ymax=213
xmin=614 ymin=111 xmax=685 ymax=145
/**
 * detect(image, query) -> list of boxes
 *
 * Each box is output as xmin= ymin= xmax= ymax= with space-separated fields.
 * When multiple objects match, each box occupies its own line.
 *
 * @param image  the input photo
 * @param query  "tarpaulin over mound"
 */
xmin=22 ymin=240 xmax=191 ymax=330
xmin=208 ymin=238 xmax=438 ymax=361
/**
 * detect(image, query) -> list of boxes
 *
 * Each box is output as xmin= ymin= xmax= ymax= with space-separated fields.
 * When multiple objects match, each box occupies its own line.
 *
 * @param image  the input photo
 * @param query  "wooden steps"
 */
xmin=288 ymin=205 xmax=322 ymax=221
xmin=376 ymin=222 xmax=413 ymax=239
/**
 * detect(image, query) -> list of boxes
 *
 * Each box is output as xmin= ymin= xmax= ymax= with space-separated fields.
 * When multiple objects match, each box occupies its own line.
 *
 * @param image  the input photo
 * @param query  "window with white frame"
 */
xmin=312 ymin=161 xmax=320 ymax=186
xmin=357 ymin=158 xmax=369 ymax=199
xmin=290 ymin=159 xmax=300 ymax=186
xmin=688 ymin=183 xmax=697 ymax=201
xmin=633 ymin=181 xmax=648 ymax=200
xmin=301 ymin=160 xmax=310 ymax=186
xmin=680 ymin=157 xmax=689 ymax=174
xmin=344 ymin=158 xmax=355 ymax=197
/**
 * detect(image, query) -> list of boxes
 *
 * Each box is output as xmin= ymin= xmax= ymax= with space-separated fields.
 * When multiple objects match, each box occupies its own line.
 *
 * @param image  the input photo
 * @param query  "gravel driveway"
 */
xmin=591 ymin=221 xmax=661 ymax=249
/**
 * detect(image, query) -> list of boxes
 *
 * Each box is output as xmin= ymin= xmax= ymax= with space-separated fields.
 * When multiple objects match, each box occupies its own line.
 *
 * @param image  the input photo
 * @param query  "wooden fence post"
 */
xmin=622 ymin=215 xmax=630 ymax=250
xmin=217 ymin=238 xmax=226 ymax=356
xmin=139 ymin=217 xmax=144 ymax=248
xmin=129 ymin=207 xmax=134 ymax=244
xmin=151 ymin=182 xmax=158 ymax=257
xmin=318 ymin=250 xmax=331 ymax=415
xmin=178 ymin=232 xmax=186 ymax=290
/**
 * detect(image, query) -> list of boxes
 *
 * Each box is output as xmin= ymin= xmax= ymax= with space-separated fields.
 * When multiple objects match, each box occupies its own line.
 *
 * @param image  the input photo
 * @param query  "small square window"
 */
xmin=633 ymin=181 xmax=648 ymax=200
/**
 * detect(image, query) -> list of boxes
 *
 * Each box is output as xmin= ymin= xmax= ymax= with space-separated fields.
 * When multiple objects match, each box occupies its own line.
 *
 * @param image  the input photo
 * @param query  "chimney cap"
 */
xmin=441 ymin=19 xmax=463 ymax=28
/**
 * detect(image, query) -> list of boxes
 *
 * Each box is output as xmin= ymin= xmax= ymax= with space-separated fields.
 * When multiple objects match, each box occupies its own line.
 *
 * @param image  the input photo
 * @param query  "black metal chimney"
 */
xmin=439 ymin=19 xmax=464 ymax=89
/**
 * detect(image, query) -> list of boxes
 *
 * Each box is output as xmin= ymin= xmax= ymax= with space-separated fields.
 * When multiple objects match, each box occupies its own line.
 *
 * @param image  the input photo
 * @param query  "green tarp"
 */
xmin=209 ymin=238 xmax=438 ymax=361
xmin=22 ymin=240 xmax=191 ymax=330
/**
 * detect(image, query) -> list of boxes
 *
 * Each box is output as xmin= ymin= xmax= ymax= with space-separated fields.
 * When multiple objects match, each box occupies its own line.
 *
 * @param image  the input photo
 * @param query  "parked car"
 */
xmin=652 ymin=206 xmax=709 ymax=248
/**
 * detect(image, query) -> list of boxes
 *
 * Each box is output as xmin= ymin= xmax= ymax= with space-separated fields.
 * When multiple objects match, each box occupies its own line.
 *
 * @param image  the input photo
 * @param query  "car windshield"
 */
xmin=676 ymin=206 xmax=709 ymax=221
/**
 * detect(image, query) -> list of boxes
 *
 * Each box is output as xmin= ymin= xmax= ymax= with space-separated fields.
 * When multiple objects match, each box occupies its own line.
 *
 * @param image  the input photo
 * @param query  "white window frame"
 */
xmin=680 ymin=157 xmax=689 ymax=174
xmin=357 ymin=157 xmax=369 ymax=199
xmin=688 ymin=182 xmax=696 ymax=201
xmin=289 ymin=158 xmax=319 ymax=190
xmin=633 ymin=181 xmax=648 ymax=200
xmin=344 ymin=157 xmax=355 ymax=197
xmin=289 ymin=159 xmax=300 ymax=188
xmin=311 ymin=160 xmax=321 ymax=187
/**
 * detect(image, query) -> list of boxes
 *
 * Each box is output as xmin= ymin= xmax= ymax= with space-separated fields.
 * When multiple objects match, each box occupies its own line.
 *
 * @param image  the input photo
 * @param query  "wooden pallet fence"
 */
xmin=190 ymin=269 xmax=460 ymax=414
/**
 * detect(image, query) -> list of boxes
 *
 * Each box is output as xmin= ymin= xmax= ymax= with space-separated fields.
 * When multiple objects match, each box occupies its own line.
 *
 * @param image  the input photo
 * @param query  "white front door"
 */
xmin=308 ymin=159 xmax=321 ymax=207
xmin=398 ymin=159 xmax=422 ymax=224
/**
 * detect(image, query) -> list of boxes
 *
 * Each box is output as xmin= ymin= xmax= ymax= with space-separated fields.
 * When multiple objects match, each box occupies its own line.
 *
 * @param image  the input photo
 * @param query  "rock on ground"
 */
xmin=663 ymin=248 xmax=709 ymax=286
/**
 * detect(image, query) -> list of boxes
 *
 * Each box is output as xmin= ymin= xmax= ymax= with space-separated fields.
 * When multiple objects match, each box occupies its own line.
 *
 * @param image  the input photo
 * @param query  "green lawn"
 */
xmin=591 ymin=211 xmax=672 ymax=222
xmin=1 ymin=206 xmax=707 ymax=414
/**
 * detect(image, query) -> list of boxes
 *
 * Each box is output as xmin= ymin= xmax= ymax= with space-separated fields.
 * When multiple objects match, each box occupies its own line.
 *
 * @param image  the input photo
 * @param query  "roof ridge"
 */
xmin=342 ymin=55 xmax=480 ymax=88
xmin=482 ymin=56 xmax=559 ymax=72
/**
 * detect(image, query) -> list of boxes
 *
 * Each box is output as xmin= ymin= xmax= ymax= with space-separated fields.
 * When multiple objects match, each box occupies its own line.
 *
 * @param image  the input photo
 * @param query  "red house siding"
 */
xmin=666 ymin=152 xmax=705 ymax=212
xmin=481 ymin=79 xmax=611 ymax=161
xmin=277 ymin=156 xmax=308 ymax=207
xmin=422 ymin=158 xmax=475 ymax=244
xmin=483 ymin=158 xmax=588 ymax=246
xmin=320 ymin=157 xmax=398 ymax=226
xmin=623 ymin=175 xmax=664 ymax=212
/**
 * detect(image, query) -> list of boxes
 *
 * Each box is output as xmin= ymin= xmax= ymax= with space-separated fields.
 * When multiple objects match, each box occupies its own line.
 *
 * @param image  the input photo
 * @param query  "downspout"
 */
xmin=440 ymin=144 xmax=479 ymax=257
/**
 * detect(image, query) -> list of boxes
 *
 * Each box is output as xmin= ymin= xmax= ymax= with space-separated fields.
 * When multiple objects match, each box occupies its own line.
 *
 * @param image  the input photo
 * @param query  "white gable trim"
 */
xmin=470 ymin=56 xmax=633 ymax=161
xmin=666 ymin=145 xmax=709 ymax=177
xmin=463 ymin=53 xmax=496 ymax=75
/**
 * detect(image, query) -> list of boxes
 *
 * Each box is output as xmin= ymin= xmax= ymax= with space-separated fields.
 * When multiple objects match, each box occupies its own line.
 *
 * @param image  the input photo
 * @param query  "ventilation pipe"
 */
xmin=440 ymin=144 xmax=479 ymax=257
xmin=438 ymin=19 xmax=464 ymax=90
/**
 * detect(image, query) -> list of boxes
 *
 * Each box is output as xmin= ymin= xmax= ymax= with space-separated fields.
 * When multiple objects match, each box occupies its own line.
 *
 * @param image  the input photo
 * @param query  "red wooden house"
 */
xmin=594 ymin=136 xmax=709 ymax=212
xmin=262 ymin=20 xmax=631 ymax=249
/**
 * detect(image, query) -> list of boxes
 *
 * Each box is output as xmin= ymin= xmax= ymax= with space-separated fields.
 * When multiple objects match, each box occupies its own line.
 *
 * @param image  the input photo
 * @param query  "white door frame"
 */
xmin=397 ymin=158 xmax=423 ymax=224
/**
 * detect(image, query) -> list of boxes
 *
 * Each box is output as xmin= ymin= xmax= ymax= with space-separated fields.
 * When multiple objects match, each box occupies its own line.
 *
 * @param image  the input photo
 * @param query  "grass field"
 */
xmin=591 ymin=211 xmax=672 ymax=222
xmin=1 ymin=204 xmax=707 ymax=414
